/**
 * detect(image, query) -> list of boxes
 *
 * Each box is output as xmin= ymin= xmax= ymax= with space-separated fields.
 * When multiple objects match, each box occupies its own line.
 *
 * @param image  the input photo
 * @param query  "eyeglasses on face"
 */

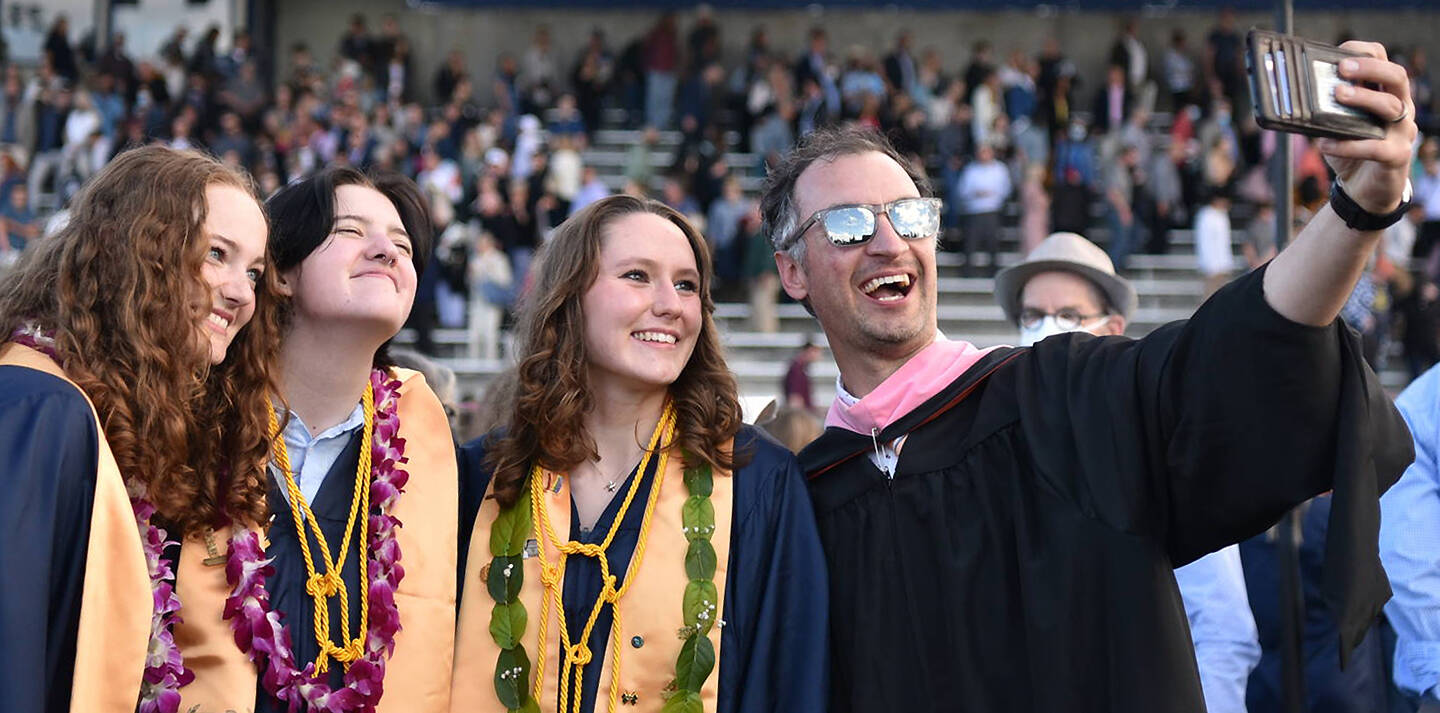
xmin=782 ymin=197 xmax=942 ymax=249
xmin=1018 ymin=308 xmax=1108 ymax=331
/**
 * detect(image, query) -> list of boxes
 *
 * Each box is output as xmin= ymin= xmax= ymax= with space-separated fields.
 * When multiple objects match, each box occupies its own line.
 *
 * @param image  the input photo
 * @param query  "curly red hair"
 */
xmin=0 ymin=145 xmax=282 ymax=536
xmin=485 ymin=195 xmax=746 ymax=508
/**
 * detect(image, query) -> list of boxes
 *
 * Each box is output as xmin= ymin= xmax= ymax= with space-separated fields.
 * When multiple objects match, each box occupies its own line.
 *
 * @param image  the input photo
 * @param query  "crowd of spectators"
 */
xmin=9 ymin=8 xmax=1440 ymax=377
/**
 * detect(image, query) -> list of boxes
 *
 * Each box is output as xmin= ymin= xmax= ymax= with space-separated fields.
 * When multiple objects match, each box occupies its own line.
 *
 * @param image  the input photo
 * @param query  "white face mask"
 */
xmin=1019 ymin=315 xmax=1111 ymax=347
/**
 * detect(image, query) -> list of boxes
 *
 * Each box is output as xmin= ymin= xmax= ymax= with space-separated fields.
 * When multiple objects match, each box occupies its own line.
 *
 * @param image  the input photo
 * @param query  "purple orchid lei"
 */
xmin=222 ymin=368 xmax=410 ymax=713
xmin=132 ymin=493 xmax=196 ymax=713
xmin=8 ymin=325 xmax=194 ymax=713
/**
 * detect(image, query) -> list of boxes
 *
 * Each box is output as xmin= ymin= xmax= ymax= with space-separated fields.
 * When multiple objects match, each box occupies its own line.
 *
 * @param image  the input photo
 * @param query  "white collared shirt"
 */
xmin=835 ymin=376 xmax=907 ymax=478
xmin=273 ymin=402 xmax=367 ymax=505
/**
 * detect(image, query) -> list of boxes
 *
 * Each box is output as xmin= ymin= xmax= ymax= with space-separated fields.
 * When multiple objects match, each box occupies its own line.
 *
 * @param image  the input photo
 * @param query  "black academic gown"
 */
xmin=458 ymin=425 xmax=829 ymax=713
xmin=256 ymin=430 xmax=367 ymax=712
xmin=0 ymin=367 xmax=100 ymax=713
xmin=799 ymin=265 xmax=1413 ymax=713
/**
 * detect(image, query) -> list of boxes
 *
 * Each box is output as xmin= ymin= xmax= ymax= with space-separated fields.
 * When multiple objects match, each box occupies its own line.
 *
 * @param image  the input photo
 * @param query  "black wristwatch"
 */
xmin=1329 ymin=178 xmax=1413 ymax=232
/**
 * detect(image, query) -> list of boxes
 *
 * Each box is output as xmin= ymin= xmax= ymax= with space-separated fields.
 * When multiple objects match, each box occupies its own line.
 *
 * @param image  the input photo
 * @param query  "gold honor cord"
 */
xmin=530 ymin=405 xmax=677 ymax=713
xmin=480 ymin=404 xmax=679 ymax=713
xmin=266 ymin=382 xmax=375 ymax=674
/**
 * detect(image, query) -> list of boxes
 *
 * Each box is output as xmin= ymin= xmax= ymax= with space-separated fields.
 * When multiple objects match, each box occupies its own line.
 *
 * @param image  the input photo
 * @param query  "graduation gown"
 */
xmin=799 ymin=265 xmax=1413 ymax=713
xmin=0 ymin=345 xmax=151 ymax=713
xmin=0 ymin=364 xmax=100 ymax=713
xmin=456 ymin=425 xmax=829 ymax=713
xmin=255 ymin=430 xmax=369 ymax=711
xmin=173 ymin=370 xmax=457 ymax=713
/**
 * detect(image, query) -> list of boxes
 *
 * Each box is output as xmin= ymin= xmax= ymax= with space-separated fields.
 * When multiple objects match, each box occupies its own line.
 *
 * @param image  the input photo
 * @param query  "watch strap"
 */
xmin=1330 ymin=179 xmax=1412 ymax=232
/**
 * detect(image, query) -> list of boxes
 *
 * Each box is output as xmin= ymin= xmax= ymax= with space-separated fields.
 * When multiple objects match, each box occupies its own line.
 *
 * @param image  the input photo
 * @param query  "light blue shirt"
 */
xmin=1381 ymin=363 xmax=1440 ymax=701
xmin=273 ymin=402 xmax=367 ymax=506
xmin=1415 ymin=168 xmax=1440 ymax=222
xmin=956 ymin=160 xmax=1013 ymax=215
xmin=1174 ymin=545 xmax=1262 ymax=713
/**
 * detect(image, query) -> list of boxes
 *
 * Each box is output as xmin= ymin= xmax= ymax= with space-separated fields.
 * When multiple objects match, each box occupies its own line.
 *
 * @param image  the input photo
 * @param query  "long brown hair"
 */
xmin=0 ymin=145 xmax=282 ymax=536
xmin=486 ymin=194 xmax=743 ymax=508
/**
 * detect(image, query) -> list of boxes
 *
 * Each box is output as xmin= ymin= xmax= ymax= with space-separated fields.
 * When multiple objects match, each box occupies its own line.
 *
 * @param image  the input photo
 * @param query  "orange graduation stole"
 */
xmin=172 ymin=368 xmax=458 ymax=713
xmin=0 ymin=343 xmax=152 ymax=712
xmin=452 ymin=442 xmax=735 ymax=713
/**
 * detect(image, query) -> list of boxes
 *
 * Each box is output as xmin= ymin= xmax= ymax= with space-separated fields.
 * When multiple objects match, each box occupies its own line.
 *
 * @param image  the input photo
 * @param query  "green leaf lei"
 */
xmin=488 ymin=482 xmax=540 ymax=712
xmin=486 ymin=451 xmax=720 ymax=712
xmin=662 ymin=453 xmax=717 ymax=712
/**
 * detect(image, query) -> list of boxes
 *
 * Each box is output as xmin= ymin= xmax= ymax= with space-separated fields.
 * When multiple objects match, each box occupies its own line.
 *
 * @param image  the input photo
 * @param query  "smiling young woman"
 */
xmin=170 ymin=167 xmax=458 ymax=713
xmin=453 ymin=194 xmax=828 ymax=713
xmin=0 ymin=144 xmax=282 ymax=713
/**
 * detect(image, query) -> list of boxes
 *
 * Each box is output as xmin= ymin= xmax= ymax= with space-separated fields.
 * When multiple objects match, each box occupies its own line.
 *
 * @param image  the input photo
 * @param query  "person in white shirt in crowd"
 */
xmin=511 ymin=114 xmax=545 ymax=181
xmin=417 ymin=144 xmax=462 ymax=207
xmin=1387 ymin=202 xmax=1423 ymax=268
xmin=956 ymin=141 xmax=1012 ymax=276
xmin=994 ymin=232 xmax=1261 ymax=713
xmin=971 ymin=69 xmax=1004 ymax=150
xmin=546 ymin=134 xmax=584 ymax=208
xmin=61 ymin=89 xmax=102 ymax=184
xmin=1196 ymin=185 xmax=1237 ymax=297
xmin=466 ymin=230 xmax=513 ymax=361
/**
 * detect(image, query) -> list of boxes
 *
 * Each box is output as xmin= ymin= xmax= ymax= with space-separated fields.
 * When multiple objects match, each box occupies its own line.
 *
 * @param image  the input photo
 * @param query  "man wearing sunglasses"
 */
xmin=764 ymin=42 xmax=1415 ymax=713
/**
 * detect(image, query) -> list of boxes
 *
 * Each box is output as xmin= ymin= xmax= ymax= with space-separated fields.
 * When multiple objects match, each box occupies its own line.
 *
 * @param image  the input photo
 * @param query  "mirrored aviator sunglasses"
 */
xmin=806 ymin=197 xmax=943 ymax=247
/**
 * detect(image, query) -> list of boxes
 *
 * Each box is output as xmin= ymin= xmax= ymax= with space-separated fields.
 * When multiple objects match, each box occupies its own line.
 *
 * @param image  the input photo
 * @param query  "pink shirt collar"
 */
xmin=826 ymin=337 xmax=1001 ymax=435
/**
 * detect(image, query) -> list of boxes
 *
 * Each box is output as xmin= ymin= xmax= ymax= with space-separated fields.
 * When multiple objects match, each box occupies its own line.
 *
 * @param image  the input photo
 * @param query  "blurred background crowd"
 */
xmin=7 ymin=2 xmax=1440 ymax=435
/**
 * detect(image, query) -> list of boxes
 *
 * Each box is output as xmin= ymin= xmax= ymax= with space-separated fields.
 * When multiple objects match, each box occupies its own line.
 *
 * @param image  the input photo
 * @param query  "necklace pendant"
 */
xmin=523 ymin=538 xmax=540 ymax=559
xmin=605 ymin=480 xmax=618 ymax=492
xmin=202 ymin=529 xmax=228 ymax=566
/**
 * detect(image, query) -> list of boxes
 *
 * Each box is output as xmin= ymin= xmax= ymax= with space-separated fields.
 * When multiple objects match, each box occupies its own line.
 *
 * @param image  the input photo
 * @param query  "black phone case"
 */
xmin=1246 ymin=29 xmax=1387 ymax=141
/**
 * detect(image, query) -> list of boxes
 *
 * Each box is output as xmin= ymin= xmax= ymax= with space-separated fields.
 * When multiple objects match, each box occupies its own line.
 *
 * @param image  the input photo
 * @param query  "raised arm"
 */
xmin=1264 ymin=42 xmax=1417 ymax=326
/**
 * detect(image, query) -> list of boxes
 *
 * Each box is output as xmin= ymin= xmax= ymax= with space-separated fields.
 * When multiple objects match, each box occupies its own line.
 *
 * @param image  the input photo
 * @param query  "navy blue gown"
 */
xmin=1240 ymin=494 xmax=1390 ymax=713
xmin=0 ymin=366 xmax=102 ymax=713
xmin=458 ymin=424 xmax=829 ymax=713
xmin=256 ymin=430 xmax=369 ymax=712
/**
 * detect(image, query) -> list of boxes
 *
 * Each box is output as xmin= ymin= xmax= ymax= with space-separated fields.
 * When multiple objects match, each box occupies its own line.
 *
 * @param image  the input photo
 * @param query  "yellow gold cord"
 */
xmin=267 ymin=382 xmax=375 ymax=674
xmin=528 ymin=404 xmax=677 ymax=713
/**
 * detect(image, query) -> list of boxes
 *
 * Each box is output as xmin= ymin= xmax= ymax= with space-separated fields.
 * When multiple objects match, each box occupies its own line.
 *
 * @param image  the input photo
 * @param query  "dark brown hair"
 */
xmin=265 ymin=166 xmax=434 ymax=369
xmin=266 ymin=166 xmax=433 ymax=277
xmin=0 ymin=145 xmax=283 ymax=536
xmin=760 ymin=125 xmax=932 ymax=263
xmin=485 ymin=194 xmax=743 ymax=508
